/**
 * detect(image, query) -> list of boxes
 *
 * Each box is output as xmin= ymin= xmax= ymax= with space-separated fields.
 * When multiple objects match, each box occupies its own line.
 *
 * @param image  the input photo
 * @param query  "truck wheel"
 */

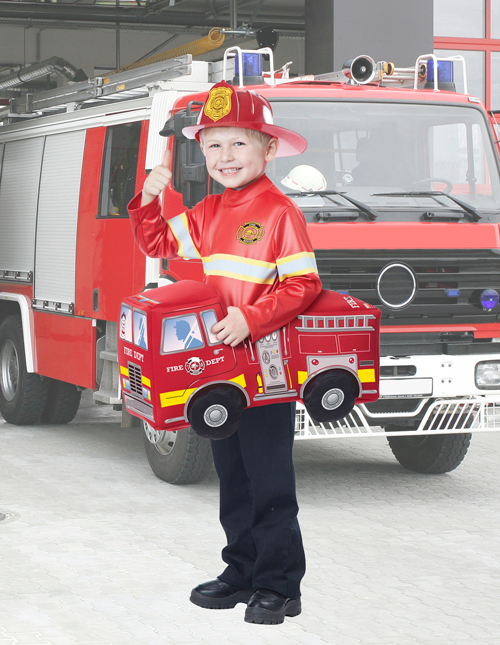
xmin=187 ymin=386 xmax=245 ymax=440
xmin=42 ymin=379 xmax=82 ymax=424
xmin=386 ymin=429 xmax=472 ymax=474
xmin=0 ymin=315 xmax=48 ymax=425
xmin=303 ymin=369 xmax=358 ymax=423
xmin=143 ymin=421 xmax=213 ymax=485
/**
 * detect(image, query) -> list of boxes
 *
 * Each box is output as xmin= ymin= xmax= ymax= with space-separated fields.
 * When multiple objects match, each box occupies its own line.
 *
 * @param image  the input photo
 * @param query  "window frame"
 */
xmin=97 ymin=121 xmax=142 ymax=219
xmin=434 ymin=0 xmax=500 ymax=110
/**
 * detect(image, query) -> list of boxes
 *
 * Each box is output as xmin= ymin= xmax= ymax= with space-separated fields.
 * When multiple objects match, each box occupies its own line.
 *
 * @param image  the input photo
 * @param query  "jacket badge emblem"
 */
xmin=236 ymin=221 xmax=265 ymax=245
xmin=204 ymin=86 xmax=232 ymax=122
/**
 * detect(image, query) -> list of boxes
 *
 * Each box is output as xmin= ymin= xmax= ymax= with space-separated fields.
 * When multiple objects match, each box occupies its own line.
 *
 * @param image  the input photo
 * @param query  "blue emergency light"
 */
xmin=427 ymin=59 xmax=454 ymax=84
xmin=235 ymin=53 xmax=263 ymax=78
xmin=425 ymin=59 xmax=456 ymax=91
xmin=480 ymin=289 xmax=499 ymax=310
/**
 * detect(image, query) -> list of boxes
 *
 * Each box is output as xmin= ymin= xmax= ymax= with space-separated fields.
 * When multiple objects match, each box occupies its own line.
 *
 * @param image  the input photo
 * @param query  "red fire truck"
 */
xmin=117 ymin=280 xmax=380 ymax=438
xmin=2 ymin=47 xmax=500 ymax=484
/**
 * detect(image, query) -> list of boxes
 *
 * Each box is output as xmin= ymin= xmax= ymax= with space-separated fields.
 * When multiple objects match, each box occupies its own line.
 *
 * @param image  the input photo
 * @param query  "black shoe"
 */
xmin=190 ymin=579 xmax=253 ymax=610
xmin=244 ymin=589 xmax=302 ymax=625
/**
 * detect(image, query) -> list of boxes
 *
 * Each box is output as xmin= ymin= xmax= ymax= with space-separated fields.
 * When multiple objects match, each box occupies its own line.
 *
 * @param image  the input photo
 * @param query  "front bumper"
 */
xmin=294 ymin=352 xmax=500 ymax=440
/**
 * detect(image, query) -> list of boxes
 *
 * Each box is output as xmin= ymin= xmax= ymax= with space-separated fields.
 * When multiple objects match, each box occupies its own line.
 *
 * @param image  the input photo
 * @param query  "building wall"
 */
xmin=305 ymin=0 xmax=434 ymax=75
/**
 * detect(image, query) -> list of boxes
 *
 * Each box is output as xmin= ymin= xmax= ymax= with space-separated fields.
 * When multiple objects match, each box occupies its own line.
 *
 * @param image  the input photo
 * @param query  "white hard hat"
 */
xmin=281 ymin=165 xmax=327 ymax=193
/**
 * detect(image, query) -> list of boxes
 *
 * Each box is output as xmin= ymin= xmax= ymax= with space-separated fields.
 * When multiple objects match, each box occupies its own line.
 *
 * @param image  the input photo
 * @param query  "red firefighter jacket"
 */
xmin=128 ymin=173 xmax=322 ymax=342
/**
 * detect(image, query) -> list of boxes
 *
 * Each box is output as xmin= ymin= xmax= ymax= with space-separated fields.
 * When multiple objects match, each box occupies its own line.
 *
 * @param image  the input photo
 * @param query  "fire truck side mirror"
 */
xmin=178 ymin=139 xmax=208 ymax=208
xmin=162 ymin=103 xmax=209 ymax=209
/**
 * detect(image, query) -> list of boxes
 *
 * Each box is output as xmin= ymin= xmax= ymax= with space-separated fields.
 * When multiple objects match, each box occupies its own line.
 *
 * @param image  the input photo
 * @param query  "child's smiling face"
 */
xmin=200 ymin=127 xmax=278 ymax=190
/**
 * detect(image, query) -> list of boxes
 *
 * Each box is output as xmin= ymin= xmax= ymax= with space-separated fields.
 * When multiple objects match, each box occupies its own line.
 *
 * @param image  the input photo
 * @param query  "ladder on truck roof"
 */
xmin=1 ymin=55 xmax=192 ymax=120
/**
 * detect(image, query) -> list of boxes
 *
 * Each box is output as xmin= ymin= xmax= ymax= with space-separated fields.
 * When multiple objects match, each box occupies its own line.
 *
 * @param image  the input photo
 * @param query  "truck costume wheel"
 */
xmin=386 ymin=430 xmax=472 ymax=474
xmin=143 ymin=421 xmax=213 ymax=484
xmin=0 ymin=316 xmax=48 ymax=425
xmin=303 ymin=370 xmax=358 ymax=423
xmin=187 ymin=386 xmax=245 ymax=440
xmin=42 ymin=379 xmax=82 ymax=424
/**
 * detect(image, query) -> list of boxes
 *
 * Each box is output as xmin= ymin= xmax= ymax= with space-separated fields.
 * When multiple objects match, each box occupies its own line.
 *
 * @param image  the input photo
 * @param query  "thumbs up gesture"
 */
xmin=141 ymin=148 xmax=172 ymax=207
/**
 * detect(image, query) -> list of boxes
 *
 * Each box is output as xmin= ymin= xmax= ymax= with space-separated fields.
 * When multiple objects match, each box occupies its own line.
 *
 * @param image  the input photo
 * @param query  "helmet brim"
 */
xmin=182 ymin=121 xmax=308 ymax=158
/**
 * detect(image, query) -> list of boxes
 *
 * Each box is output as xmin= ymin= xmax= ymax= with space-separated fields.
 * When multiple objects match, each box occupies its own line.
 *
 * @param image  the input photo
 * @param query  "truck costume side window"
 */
xmin=161 ymin=314 xmax=204 ymax=354
xmin=201 ymin=310 xmax=222 ymax=345
xmin=133 ymin=310 xmax=148 ymax=350
xmin=98 ymin=121 xmax=141 ymax=218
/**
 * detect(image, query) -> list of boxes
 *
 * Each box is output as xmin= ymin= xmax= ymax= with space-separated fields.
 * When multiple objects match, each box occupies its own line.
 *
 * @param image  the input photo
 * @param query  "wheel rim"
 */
xmin=1 ymin=339 xmax=19 ymax=402
xmin=204 ymin=404 xmax=228 ymax=427
xmin=143 ymin=420 xmax=178 ymax=456
xmin=321 ymin=388 xmax=344 ymax=411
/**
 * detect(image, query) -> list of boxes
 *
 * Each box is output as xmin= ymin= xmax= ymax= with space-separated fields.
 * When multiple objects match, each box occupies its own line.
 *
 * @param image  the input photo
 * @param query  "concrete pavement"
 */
xmin=1 ymin=391 xmax=500 ymax=644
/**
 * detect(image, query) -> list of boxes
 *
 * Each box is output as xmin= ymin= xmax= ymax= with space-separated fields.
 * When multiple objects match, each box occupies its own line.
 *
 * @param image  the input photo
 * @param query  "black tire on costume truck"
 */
xmin=303 ymin=369 xmax=359 ymax=423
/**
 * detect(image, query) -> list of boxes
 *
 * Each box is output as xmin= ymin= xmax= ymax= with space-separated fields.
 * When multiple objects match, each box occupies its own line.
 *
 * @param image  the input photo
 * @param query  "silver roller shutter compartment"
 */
xmin=0 ymin=137 xmax=44 ymax=281
xmin=34 ymin=130 xmax=86 ymax=313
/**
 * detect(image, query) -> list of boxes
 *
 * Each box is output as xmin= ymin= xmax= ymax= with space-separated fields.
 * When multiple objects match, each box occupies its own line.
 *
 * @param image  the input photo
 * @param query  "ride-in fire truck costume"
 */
xmin=128 ymin=80 xmax=321 ymax=623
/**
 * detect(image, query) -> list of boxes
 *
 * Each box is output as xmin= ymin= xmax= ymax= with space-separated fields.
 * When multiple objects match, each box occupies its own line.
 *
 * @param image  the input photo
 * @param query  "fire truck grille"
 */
xmin=315 ymin=249 xmax=500 ymax=327
xmin=127 ymin=362 xmax=143 ymax=396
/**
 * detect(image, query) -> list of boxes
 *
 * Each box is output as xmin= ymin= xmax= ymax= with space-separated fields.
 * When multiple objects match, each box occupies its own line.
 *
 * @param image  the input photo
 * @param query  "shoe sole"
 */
xmin=190 ymin=588 xmax=253 ymax=610
xmin=244 ymin=598 xmax=302 ymax=625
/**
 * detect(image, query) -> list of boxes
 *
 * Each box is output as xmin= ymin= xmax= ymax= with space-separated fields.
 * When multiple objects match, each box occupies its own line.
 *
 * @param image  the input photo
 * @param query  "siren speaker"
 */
xmin=343 ymin=55 xmax=376 ymax=84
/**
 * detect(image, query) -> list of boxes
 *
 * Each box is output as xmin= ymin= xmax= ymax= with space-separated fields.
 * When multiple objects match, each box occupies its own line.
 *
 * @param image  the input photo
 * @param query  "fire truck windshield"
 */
xmin=268 ymin=101 xmax=500 ymax=221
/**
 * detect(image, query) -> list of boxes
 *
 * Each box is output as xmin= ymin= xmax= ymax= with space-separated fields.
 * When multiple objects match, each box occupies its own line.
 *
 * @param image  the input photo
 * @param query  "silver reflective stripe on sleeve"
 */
xmin=167 ymin=213 xmax=201 ymax=259
xmin=276 ymin=252 xmax=318 ymax=281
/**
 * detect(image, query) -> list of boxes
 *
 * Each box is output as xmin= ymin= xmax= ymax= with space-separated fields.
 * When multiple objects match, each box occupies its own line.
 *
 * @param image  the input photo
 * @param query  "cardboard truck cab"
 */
xmin=117 ymin=280 xmax=381 ymax=439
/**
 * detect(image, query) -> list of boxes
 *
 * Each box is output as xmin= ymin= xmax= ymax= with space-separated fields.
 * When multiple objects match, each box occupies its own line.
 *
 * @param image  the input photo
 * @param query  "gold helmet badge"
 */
xmin=204 ymin=86 xmax=233 ymax=122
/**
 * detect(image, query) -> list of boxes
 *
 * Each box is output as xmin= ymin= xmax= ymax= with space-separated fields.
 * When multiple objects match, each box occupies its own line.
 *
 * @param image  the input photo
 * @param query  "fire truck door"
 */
xmin=256 ymin=330 xmax=289 ymax=393
xmin=75 ymin=122 xmax=147 ymax=321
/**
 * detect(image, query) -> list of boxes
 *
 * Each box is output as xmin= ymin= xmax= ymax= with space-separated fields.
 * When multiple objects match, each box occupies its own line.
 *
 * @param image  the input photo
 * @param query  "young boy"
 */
xmin=128 ymin=80 xmax=322 ymax=625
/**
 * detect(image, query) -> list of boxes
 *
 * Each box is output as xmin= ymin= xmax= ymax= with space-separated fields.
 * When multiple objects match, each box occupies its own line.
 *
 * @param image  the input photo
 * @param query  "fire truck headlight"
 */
xmin=475 ymin=361 xmax=500 ymax=389
xmin=480 ymin=289 xmax=499 ymax=310
xmin=143 ymin=387 xmax=151 ymax=401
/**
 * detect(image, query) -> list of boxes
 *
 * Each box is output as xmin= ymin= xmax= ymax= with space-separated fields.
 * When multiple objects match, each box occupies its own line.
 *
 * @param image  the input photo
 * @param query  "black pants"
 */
xmin=210 ymin=401 xmax=305 ymax=599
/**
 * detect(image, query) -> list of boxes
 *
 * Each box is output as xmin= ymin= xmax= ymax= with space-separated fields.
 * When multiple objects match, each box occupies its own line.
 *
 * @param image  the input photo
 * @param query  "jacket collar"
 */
xmin=221 ymin=173 xmax=272 ymax=207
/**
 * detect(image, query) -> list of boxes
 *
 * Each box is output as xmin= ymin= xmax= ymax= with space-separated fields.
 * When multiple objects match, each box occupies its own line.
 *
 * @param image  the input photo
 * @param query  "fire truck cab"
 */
xmin=3 ymin=44 xmax=500 ymax=484
xmin=117 ymin=280 xmax=381 ymax=438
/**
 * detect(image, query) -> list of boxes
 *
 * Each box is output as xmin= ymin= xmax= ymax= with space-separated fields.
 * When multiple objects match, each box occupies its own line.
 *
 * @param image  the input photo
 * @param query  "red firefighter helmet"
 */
xmin=182 ymin=80 xmax=307 ymax=157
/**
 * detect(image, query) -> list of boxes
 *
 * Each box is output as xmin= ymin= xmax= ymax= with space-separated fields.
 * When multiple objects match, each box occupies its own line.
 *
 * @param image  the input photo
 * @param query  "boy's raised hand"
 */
xmin=212 ymin=307 xmax=250 ymax=347
xmin=141 ymin=148 xmax=172 ymax=206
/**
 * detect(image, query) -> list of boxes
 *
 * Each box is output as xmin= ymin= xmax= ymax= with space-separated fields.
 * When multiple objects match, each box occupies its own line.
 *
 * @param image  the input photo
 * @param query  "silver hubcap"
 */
xmin=321 ymin=388 xmax=344 ymax=411
xmin=204 ymin=404 xmax=228 ymax=428
xmin=143 ymin=420 xmax=178 ymax=456
xmin=1 ymin=339 xmax=19 ymax=402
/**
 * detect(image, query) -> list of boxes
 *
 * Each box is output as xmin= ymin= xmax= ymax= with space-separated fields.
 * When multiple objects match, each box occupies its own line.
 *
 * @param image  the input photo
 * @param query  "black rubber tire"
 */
xmin=303 ymin=369 xmax=358 ymax=423
xmin=143 ymin=424 xmax=213 ymax=485
xmin=42 ymin=379 xmax=82 ymax=424
xmin=187 ymin=386 xmax=245 ymax=440
xmin=386 ymin=430 xmax=472 ymax=474
xmin=0 ymin=315 xmax=49 ymax=425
